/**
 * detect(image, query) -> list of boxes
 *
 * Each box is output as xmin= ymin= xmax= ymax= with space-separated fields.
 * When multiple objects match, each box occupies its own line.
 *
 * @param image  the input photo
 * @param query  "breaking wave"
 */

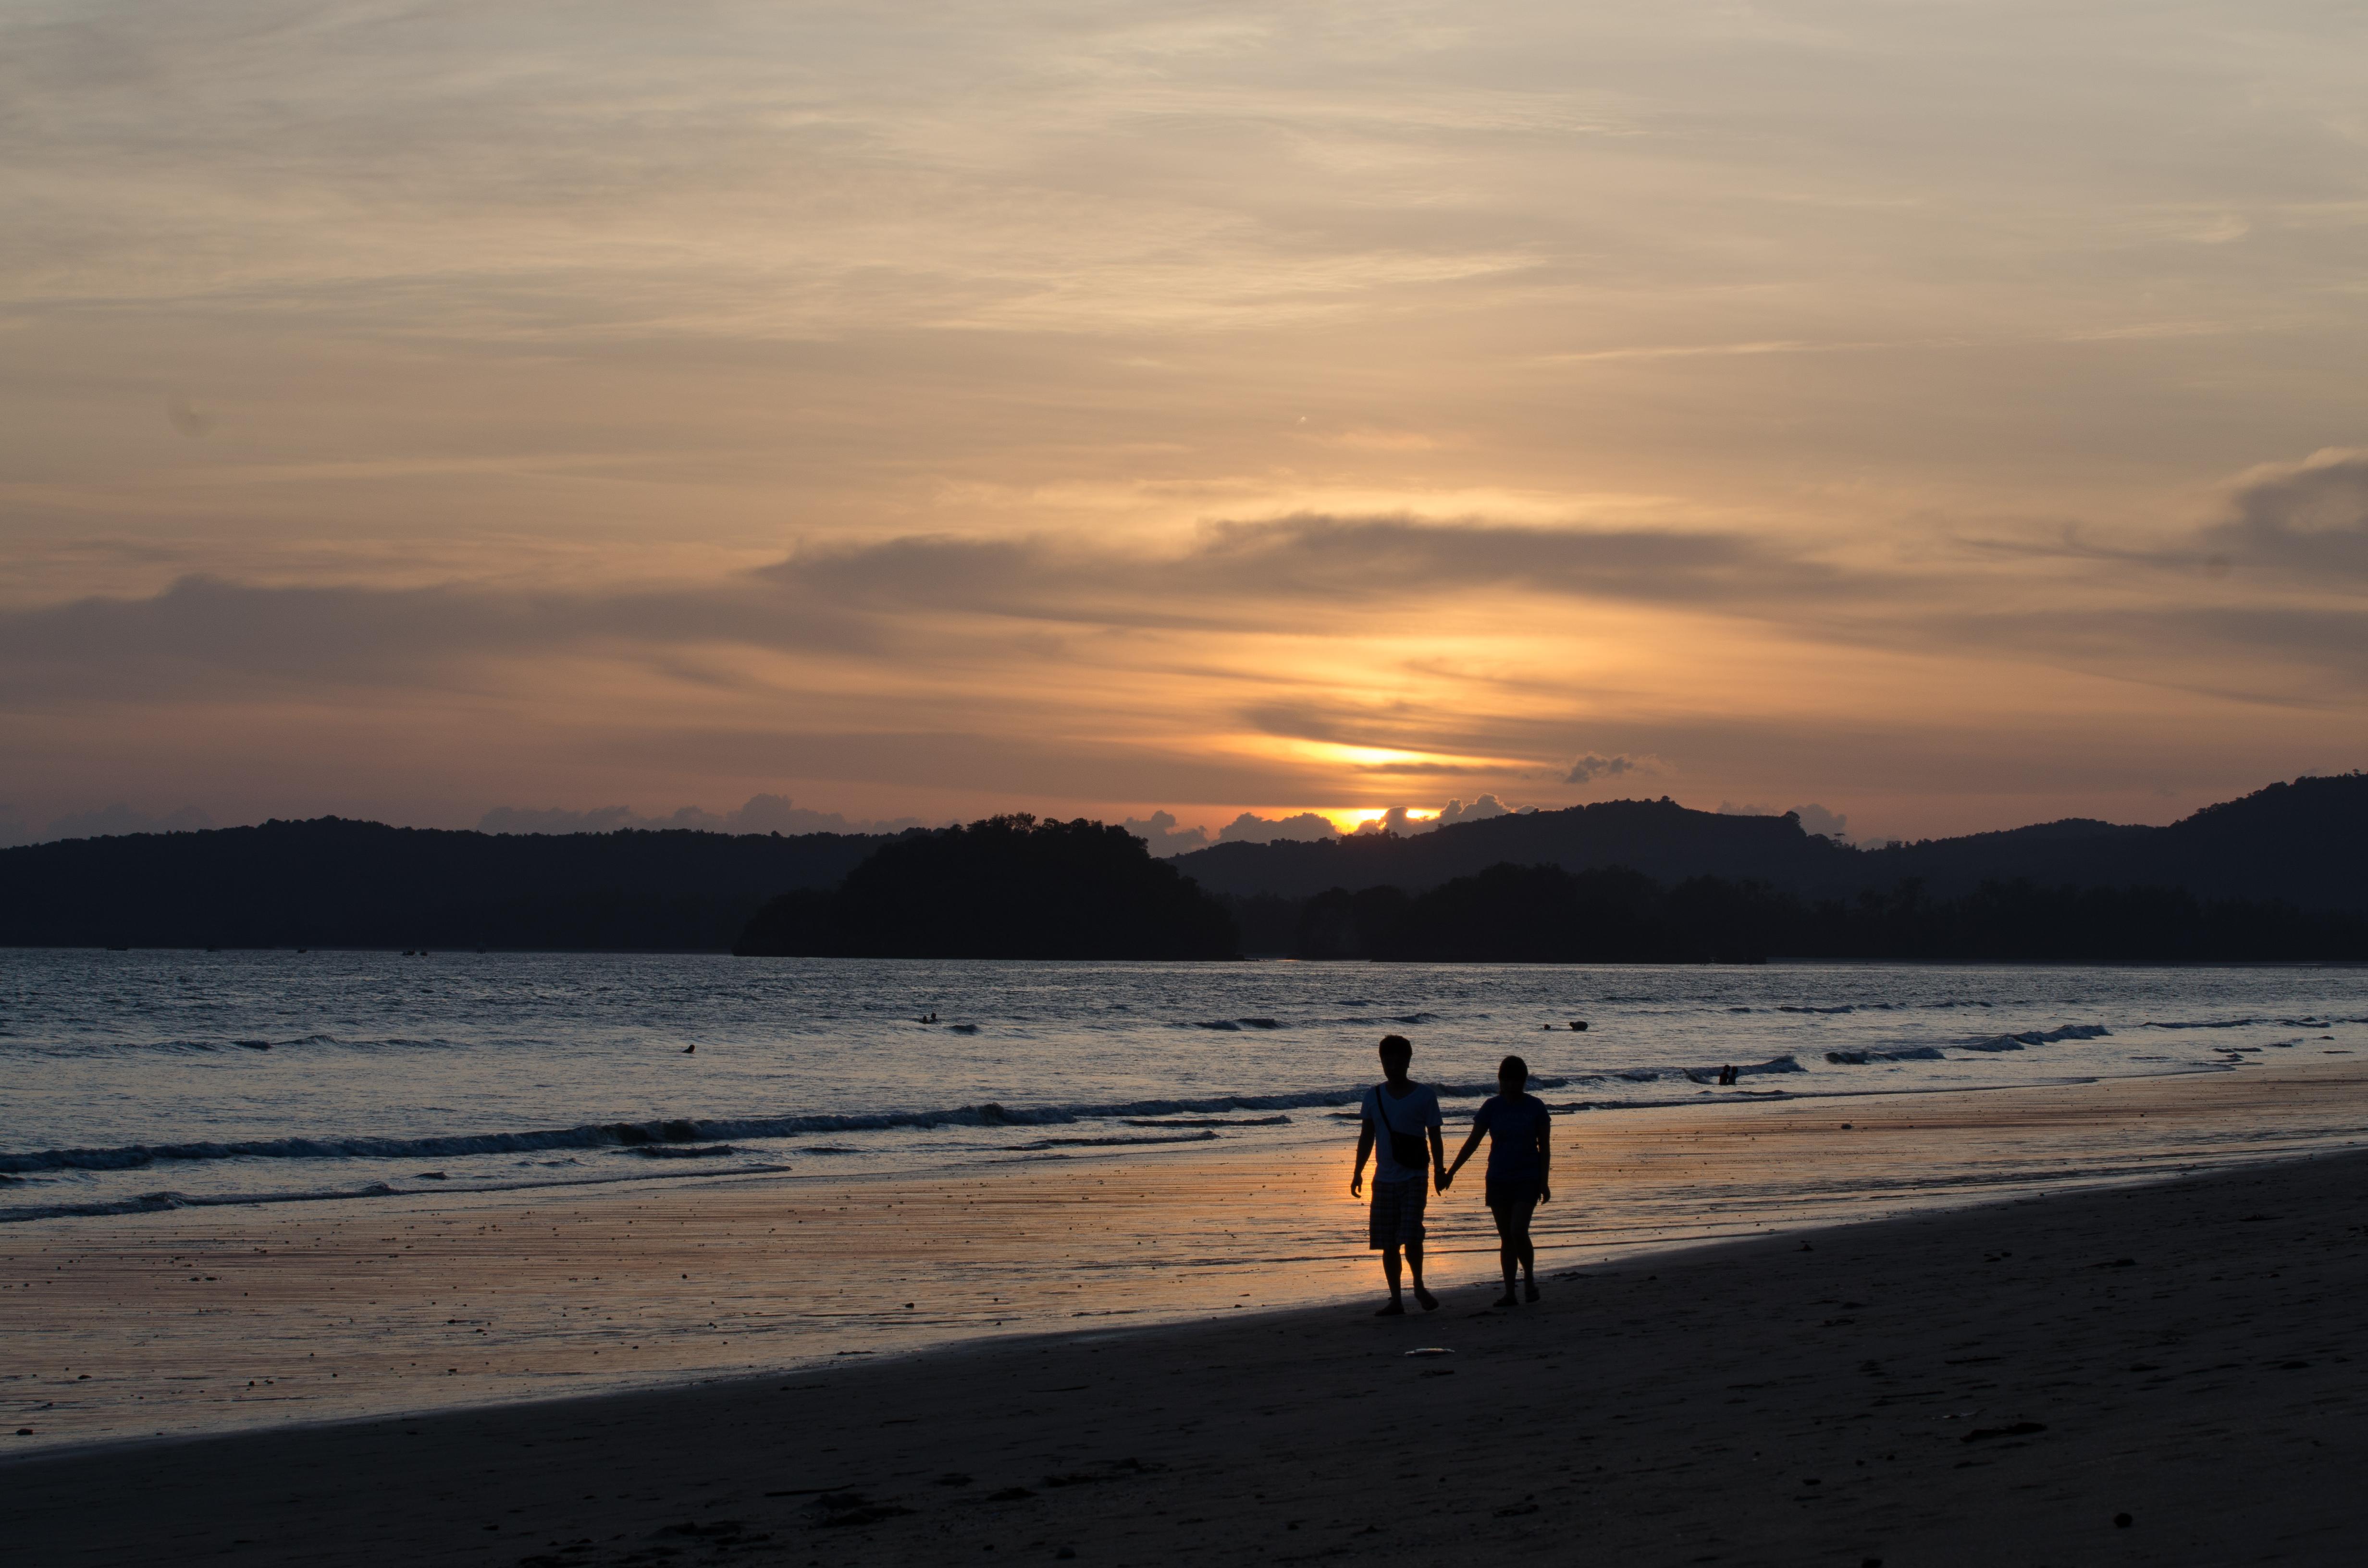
xmin=0 ymin=1033 xmax=443 ymax=1058
xmin=0 ymin=1161 xmax=798 ymax=1223
xmin=1824 ymin=1047 xmax=1948 ymax=1065
xmin=1961 ymin=1024 xmax=2111 ymax=1054
xmin=2141 ymin=1016 xmax=2368 ymax=1031
xmin=0 ymin=1079 xmax=1567 ymax=1176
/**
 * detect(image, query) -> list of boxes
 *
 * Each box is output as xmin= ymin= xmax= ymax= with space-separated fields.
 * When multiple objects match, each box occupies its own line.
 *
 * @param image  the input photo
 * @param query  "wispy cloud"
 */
xmin=2203 ymin=448 xmax=2368 ymax=581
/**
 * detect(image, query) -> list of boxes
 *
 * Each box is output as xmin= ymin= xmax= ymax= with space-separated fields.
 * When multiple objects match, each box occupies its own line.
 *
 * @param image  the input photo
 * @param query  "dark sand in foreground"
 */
xmin=12 ymin=1143 xmax=2368 ymax=1566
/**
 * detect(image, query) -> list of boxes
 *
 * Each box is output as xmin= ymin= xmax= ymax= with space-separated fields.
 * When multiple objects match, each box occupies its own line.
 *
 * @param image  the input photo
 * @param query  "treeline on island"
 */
xmin=1220 ymin=863 xmax=2368 ymax=964
xmin=734 ymin=814 xmax=1238 ymax=959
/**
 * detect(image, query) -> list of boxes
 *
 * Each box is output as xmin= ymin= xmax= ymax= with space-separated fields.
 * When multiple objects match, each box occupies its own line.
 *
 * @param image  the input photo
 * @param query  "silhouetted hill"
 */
xmin=1865 ymin=775 xmax=2368 ymax=907
xmin=734 ymin=815 xmax=1236 ymax=959
xmin=0 ymin=817 xmax=893 ymax=950
xmin=1177 ymin=774 xmax=2368 ymax=914
xmin=1175 ymin=797 xmax=1851 ymax=900
xmin=1292 ymin=863 xmax=2368 ymax=963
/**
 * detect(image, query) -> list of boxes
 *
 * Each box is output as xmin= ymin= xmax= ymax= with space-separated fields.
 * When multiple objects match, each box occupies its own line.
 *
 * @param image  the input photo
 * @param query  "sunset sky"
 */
xmin=5 ymin=0 xmax=2366 ymax=847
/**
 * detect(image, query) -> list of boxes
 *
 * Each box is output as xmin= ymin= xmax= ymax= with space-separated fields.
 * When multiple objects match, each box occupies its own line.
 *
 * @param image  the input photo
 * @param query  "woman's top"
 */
xmin=1471 ymin=1091 xmax=1551 ymax=1183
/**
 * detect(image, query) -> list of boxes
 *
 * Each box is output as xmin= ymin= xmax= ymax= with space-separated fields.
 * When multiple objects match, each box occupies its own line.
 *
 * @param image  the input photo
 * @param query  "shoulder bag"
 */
xmin=1373 ymin=1084 xmax=1429 ymax=1170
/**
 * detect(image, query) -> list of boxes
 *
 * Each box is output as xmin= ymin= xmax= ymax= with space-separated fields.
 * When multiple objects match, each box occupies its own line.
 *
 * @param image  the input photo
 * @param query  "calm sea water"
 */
xmin=7 ymin=949 xmax=2366 ymax=1224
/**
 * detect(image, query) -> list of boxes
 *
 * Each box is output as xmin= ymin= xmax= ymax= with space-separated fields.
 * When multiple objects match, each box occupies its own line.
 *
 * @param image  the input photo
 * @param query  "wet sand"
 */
xmin=8 ymin=1064 xmax=2368 ymax=1563
xmin=7 ymin=1063 xmax=2368 ymax=1453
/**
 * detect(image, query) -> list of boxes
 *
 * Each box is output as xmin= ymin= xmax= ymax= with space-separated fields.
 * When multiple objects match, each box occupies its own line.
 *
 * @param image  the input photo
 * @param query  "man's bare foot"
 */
xmin=1492 ymin=1291 xmax=1519 ymax=1309
xmin=1375 ymin=1299 xmax=1406 ymax=1316
xmin=1414 ymin=1286 xmax=1439 ymax=1311
xmin=1524 ymin=1281 xmax=1541 ymax=1303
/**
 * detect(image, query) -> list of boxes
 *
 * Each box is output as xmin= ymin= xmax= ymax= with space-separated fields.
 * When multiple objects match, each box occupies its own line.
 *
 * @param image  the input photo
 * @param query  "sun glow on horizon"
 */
xmin=1329 ymin=807 xmax=1439 ymax=833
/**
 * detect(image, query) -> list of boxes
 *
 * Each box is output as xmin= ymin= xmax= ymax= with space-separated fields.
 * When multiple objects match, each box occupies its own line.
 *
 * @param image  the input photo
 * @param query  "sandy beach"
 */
xmin=10 ymin=1064 xmax=2368 ymax=1564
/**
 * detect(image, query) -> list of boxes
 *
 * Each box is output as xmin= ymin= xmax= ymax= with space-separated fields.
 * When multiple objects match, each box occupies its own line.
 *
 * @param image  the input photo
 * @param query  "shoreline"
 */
xmin=9 ymin=1062 xmax=2368 ymax=1459
xmin=0 ymin=1056 xmax=2246 ymax=1230
xmin=10 ymin=1139 xmax=2368 ymax=1564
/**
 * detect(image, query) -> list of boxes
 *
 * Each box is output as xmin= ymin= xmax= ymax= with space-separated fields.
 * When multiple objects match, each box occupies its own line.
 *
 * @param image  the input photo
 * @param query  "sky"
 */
xmin=5 ymin=0 xmax=2367 ymax=848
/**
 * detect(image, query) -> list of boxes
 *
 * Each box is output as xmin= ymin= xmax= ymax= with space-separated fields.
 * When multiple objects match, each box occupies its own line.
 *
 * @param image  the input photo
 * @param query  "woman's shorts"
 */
xmin=1367 ymin=1177 xmax=1428 ymax=1249
xmin=1485 ymin=1179 xmax=1542 ymax=1229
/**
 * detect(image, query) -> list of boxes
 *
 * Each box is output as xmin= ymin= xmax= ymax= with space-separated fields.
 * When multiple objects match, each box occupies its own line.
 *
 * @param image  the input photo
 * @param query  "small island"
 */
xmin=732 ymin=814 xmax=1239 ymax=960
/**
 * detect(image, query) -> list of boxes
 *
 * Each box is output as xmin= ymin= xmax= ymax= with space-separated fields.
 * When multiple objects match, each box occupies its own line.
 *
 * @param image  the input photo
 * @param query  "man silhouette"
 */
xmin=1350 ymin=1033 xmax=1445 ymax=1314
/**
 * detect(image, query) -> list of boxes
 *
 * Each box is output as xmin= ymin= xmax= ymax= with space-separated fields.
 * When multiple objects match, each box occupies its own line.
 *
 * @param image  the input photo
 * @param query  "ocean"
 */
xmin=8 ymin=948 xmax=2365 ymax=1224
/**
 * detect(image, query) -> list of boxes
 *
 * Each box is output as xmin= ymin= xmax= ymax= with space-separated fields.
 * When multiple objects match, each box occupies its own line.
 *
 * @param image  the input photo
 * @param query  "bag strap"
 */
xmin=1374 ymin=1081 xmax=1429 ymax=1168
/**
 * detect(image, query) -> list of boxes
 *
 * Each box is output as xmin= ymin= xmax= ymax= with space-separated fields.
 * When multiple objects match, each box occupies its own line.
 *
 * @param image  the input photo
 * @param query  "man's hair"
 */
xmin=1377 ymin=1033 xmax=1413 ymax=1061
xmin=1498 ymin=1054 xmax=1529 ymax=1088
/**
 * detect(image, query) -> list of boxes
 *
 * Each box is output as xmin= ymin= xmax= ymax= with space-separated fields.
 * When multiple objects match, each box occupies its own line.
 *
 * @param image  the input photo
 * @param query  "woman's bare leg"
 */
xmin=1490 ymin=1205 xmax=1520 ymax=1305
xmin=1510 ymin=1196 xmax=1540 ymax=1299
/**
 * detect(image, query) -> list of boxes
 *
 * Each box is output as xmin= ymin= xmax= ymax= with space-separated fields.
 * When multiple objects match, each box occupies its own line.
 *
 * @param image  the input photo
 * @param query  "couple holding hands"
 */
xmin=1349 ymin=1033 xmax=1553 ymax=1315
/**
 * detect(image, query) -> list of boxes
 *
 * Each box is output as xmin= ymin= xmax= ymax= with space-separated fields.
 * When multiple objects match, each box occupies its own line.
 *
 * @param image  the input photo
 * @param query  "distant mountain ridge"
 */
xmin=1 ymin=773 xmax=2361 ymax=951
xmin=1173 ymin=774 xmax=2368 ymax=913
xmin=1172 ymin=797 xmax=1848 ymax=901
xmin=0 ymin=817 xmax=896 ymax=951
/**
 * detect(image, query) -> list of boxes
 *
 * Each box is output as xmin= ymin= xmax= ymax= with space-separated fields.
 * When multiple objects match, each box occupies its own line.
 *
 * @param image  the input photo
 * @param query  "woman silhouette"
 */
xmin=1443 ymin=1054 xmax=1553 ymax=1307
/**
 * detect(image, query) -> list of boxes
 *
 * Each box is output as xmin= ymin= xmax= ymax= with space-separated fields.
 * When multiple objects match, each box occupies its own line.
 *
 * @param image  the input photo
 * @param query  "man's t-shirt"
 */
xmin=1472 ymin=1092 xmax=1551 ymax=1183
xmin=1362 ymin=1081 xmax=1443 ymax=1184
